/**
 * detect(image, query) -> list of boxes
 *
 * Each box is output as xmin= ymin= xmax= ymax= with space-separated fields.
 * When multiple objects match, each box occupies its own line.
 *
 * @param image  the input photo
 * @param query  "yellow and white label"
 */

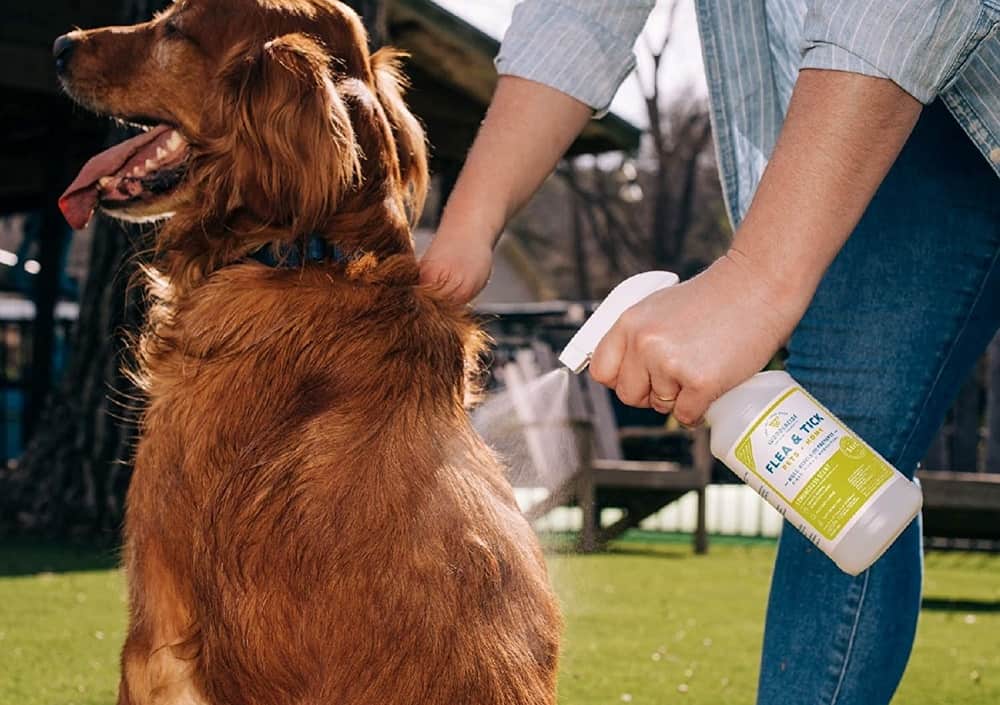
xmin=724 ymin=386 xmax=895 ymax=548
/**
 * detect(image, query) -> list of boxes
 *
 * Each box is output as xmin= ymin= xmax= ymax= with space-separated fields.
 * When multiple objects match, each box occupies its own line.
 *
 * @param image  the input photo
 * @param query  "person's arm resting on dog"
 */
xmin=422 ymin=70 xmax=921 ymax=424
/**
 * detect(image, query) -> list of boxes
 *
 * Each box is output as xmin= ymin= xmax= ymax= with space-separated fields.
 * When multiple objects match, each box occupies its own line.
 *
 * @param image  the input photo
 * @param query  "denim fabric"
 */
xmin=496 ymin=0 xmax=1000 ymax=225
xmin=759 ymin=100 xmax=1000 ymax=705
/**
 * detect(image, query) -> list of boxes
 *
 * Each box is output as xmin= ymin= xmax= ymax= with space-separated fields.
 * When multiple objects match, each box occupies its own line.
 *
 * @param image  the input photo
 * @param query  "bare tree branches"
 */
xmin=555 ymin=0 xmax=728 ymax=295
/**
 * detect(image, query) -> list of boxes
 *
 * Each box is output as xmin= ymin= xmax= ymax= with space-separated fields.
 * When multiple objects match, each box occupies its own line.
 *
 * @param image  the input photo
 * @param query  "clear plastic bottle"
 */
xmin=704 ymin=370 xmax=922 ymax=575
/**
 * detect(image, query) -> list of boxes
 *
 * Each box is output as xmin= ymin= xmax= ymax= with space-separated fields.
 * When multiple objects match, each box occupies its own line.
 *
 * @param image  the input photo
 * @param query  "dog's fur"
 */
xmin=57 ymin=1 xmax=561 ymax=703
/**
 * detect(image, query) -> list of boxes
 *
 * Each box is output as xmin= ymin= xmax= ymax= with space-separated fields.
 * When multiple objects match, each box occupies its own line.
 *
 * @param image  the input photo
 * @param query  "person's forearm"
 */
xmin=733 ymin=69 xmax=922 ymax=319
xmin=438 ymin=76 xmax=592 ymax=247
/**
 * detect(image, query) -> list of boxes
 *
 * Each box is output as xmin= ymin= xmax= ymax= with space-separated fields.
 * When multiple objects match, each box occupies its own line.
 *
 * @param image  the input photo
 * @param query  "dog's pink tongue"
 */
xmin=59 ymin=125 xmax=173 ymax=229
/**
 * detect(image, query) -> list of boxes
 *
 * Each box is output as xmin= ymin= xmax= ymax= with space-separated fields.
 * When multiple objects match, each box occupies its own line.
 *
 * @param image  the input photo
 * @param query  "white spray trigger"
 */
xmin=558 ymin=271 xmax=679 ymax=374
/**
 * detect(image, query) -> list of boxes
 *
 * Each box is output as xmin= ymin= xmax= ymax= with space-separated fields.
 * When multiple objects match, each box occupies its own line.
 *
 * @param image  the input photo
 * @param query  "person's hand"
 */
xmin=419 ymin=231 xmax=494 ymax=304
xmin=589 ymin=251 xmax=806 ymax=425
xmin=417 ymin=76 xmax=593 ymax=305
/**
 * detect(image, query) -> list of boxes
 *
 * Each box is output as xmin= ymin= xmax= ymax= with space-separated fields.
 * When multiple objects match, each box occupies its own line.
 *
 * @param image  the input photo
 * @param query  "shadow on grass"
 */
xmin=922 ymin=597 xmax=1000 ymax=613
xmin=540 ymin=530 xmax=777 ymax=558
xmin=542 ymin=543 xmax=690 ymax=559
xmin=603 ymin=545 xmax=691 ymax=559
xmin=0 ymin=540 xmax=120 ymax=576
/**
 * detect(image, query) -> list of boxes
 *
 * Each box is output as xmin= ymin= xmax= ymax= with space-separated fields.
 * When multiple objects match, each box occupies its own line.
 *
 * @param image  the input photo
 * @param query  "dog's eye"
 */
xmin=163 ymin=20 xmax=185 ymax=39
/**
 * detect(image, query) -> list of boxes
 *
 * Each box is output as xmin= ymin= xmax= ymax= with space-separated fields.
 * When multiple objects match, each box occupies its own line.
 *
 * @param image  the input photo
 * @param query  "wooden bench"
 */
xmin=524 ymin=421 xmax=712 ymax=553
xmin=918 ymin=469 xmax=1000 ymax=541
xmin=481 ymin=350 xmax=711 ymax=554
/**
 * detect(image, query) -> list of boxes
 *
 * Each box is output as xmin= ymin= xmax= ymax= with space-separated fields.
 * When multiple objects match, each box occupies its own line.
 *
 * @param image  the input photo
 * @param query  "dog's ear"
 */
xmin=207 ymin=33 xmax=360 ymax=232
xmin=370 ymin=49 xmax=428 ymax=226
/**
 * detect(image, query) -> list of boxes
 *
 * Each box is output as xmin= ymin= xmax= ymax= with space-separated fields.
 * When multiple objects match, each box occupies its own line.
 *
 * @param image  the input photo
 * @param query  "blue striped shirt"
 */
xmin=496 ymin=0 xmax=1000 ymax=226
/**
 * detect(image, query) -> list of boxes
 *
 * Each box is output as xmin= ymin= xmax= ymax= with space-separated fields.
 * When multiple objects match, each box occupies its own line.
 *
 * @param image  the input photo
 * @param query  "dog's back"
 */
xmin=122 ymin=258 xmax=561 ymax=705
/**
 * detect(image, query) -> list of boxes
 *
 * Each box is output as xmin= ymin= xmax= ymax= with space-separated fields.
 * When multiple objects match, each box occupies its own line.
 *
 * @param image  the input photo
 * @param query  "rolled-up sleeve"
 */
xmin=801 ymin=1 xmax=1000 ymax=104
xmin=495 ymin=0 xmax=656 ymax=115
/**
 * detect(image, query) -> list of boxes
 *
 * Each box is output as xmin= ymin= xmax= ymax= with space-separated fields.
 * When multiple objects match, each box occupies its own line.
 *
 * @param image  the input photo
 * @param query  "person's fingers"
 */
xmin=445 ymin=283 xmax=475 ymax=305
xmin=421 ymin=269 xmax=454 ymax=293
xmin=417 ymin=257 xmax=446 ymax=286
xmin=419 ymin=258 xmax=489 ymax=305
xmin=614 ymin=343 xmax=652 ymax=408
xmin=647 ymin=357 xmax=681 ymax=415
xmin=453 ymin=282 xmax=477 ymax=305
xmin=419 ymin=259 xmax=467 ymax=302
xmin=634 ymin=327 xmax=680 ymax=414
xmin=649 ymin=378 xmax=680 ymax=415
xmin=649 ymin=394 xmax=676 ymax=415
xmin=462 ymin=273 xmax=489 ymax=304
xmin=673 ymin=386 xmax=710 ymax=427
xmin=589 ymin=323 xmax=626 ymax=388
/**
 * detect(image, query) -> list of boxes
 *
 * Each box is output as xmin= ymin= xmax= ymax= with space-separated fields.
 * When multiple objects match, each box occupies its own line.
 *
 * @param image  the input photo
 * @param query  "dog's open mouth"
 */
xmin=59 ymin=122 xmax=191 ymax=229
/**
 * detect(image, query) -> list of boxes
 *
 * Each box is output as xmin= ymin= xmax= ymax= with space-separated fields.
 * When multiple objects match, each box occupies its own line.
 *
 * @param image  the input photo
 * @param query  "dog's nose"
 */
xmin=53 ymin=34 xmax=77 ymax=75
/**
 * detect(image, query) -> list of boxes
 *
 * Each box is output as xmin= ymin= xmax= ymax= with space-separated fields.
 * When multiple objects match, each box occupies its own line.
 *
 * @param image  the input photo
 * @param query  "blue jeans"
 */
xmin=757 ymin=101 xmax=1000 ymax=705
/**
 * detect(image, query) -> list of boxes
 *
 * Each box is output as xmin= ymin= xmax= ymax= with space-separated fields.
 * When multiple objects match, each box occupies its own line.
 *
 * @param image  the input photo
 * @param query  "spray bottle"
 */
xmin=559 ymin=271 xmax=922 ymax=575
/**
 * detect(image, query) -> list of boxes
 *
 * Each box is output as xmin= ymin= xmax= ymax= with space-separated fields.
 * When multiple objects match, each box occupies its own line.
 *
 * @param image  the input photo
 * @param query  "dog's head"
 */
xmin=56 ymin=0 xmax=426 ymax=252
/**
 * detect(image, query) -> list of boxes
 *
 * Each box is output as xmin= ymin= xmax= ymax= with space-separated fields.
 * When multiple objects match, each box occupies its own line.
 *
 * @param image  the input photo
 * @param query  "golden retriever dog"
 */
xmin=53 ymin=1 xmax=561 ymax=703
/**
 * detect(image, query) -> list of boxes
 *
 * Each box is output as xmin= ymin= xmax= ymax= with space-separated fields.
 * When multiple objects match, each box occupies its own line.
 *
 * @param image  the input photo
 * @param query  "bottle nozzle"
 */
xmin=558 ymin=271 xmax=679 ymax=374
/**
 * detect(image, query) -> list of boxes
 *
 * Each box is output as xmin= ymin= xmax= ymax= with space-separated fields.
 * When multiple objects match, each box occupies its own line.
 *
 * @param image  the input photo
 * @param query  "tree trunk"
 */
xmin=562 ymin=166 xmax=592 ymax=300
xmin=665 ymin=117 xmax=712 ymax=270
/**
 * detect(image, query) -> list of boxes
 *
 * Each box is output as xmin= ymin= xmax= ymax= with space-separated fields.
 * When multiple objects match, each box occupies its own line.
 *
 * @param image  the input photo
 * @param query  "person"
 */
xmin=418 ymin=1 xmax=1000 ymax=703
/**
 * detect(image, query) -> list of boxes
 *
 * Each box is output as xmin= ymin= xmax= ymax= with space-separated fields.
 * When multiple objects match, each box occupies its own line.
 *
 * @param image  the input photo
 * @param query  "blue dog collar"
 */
xmin=248 ymin=234 xmax=347 ymax=268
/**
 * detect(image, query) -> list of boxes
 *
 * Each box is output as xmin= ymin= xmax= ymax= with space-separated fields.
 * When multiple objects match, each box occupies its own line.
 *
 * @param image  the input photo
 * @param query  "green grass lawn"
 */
xmin=2 ymin=537 xmax=998 ymax=705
